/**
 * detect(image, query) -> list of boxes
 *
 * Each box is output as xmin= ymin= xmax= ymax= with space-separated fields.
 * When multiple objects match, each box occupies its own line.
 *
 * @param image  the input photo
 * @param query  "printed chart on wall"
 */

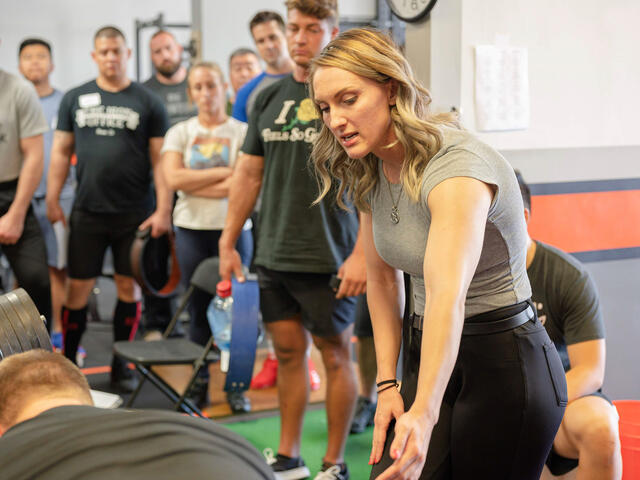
xmin=474 ymin=44 xmax=529 ymax=131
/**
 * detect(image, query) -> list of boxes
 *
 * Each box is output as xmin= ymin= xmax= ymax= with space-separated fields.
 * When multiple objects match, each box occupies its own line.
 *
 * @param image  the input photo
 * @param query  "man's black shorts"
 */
xmin=256 ymin=266 xmax=356 ymax=338
xmin=546 ymin=390 xmax=613 ymax=476
xmin=354 ymin=294 xmax=373 ymax=338
xmin=68 ymin=209 xmax=146 ymax=279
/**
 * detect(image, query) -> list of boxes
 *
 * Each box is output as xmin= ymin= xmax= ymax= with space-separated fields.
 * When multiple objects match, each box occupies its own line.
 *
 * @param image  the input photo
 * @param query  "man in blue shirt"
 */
xmin=19 ymin=38 xmax=74 ymax=355
xmin=232 ymin=11 xmax=294 ymax=123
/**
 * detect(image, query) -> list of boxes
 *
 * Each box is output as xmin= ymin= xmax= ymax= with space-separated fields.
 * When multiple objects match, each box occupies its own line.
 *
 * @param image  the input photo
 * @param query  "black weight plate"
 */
xmin=0 ymin=298 xmax=24 ymax=357
xmin=7 ymin=291 xmax=43 ymax=351
xmin=0 ymin=294 xmax=35 ymax=351
xmin=9 ymin=289 xmax=52 ymax=352
xmin=6 ymin=291 xmax=40 ymax=350
xmin=0 ymin=309 xmax=18 ymax=359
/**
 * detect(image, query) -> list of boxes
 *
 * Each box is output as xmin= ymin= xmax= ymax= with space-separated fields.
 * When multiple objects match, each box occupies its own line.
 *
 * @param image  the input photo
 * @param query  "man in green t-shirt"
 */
xmin=517 ymin=171 xmax=622 ymax=479
xmin=219 ymin=2 xmax=365 ymax=479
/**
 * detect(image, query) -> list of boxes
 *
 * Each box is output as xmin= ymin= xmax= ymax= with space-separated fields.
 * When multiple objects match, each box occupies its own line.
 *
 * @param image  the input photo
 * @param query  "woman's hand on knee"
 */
xmin=370 ymin=389 xmax=404 ymax=466
xmin=376 ymin=409 xmax=433 ymax=480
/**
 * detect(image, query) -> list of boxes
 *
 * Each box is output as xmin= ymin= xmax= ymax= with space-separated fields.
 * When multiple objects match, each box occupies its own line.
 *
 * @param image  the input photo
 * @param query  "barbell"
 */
xmin=0 ymin=288 xmax=52 ymax=359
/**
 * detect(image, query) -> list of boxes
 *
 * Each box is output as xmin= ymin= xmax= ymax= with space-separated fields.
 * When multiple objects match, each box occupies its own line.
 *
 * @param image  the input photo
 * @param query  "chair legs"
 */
xmin=124 ymin=367 xmax=147 ymax=408
xmin=133 ymin=364 xmax=207 ymax=417
xmin=124 ymin=287 xmax=196 ymax=408
xmin=173 ymin=336 xmax=217 ymax=415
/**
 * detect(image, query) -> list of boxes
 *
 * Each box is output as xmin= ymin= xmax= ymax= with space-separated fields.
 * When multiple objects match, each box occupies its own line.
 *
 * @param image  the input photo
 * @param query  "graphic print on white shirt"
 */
xmin=189 ymin=136 xmax=230 ymax=169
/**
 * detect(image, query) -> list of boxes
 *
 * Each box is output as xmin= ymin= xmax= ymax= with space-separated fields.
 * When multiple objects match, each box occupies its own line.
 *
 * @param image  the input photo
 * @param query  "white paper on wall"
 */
xmin=474 ymin=44 xmax=530 ymax=131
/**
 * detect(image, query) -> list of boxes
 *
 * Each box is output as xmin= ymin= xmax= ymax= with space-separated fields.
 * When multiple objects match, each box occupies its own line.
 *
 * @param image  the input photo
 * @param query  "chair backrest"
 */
xmin=190 ymin=257 xmax=222 ymax=296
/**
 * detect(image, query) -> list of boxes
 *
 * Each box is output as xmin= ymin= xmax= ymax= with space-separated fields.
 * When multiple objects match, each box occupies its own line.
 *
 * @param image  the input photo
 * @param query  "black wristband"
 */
xmin=377 ymin=383 xmax=399 ymax=395
xmin=376 ymin=379 xmax=397 ymax=388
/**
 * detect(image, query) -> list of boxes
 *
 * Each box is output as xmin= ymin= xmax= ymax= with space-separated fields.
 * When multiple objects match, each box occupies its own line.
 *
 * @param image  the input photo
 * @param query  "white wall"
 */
xmin=455 ymin=0 xmax=640 ymax=151
xmin=415 ymin=0 xmax=640 ymax=183
xmin=200 ymin=0 xmax=286 ymax=80
xmin=415 ymin=1 xmax=640 ymax=151
xmin=0 ymin=0 xmax=375 ymax=91
xmin=0 ymin=0 xmax=191 ymax=90
xmin=201 ymin=0 xmax=375 ymax=81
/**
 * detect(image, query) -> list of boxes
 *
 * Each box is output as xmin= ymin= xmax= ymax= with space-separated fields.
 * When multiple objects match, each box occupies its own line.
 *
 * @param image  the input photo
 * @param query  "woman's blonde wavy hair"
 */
xmin=308 ymin=27 xmax=459 ymax=212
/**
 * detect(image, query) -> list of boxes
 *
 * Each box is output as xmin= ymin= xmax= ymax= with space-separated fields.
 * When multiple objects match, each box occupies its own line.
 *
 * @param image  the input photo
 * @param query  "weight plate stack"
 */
xmin=0 ymin=288 xmax=52 ymax=360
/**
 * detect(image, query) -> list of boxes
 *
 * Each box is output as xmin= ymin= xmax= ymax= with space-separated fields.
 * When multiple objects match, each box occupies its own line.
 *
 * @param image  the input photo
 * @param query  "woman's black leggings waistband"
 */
xmin=410 ymin=300 xmax=534 ymax=335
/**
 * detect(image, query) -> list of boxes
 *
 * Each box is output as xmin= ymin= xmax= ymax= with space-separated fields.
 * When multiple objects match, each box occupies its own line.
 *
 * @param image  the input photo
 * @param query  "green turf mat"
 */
xmin=226 ymin=408 xmax=374 ymax=478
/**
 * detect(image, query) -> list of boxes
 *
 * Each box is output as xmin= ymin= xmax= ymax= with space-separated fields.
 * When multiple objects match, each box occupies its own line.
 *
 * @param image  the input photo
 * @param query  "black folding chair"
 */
xmin=113 ymin=256 xmax=222 ymax=418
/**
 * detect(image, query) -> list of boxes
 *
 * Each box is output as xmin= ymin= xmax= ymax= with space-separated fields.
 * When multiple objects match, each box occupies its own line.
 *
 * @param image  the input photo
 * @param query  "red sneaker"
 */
xmin=251 ymin=356 xmax=321 ymax=391
xmin=250 ymin=356 xmax=278 ymax=389
xmin=308 ymin=357 xmax=321 ymax=391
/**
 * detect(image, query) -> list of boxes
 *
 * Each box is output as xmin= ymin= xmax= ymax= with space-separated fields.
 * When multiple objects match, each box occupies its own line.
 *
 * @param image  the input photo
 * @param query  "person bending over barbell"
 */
xmin=0 ymin=350 xmax=274 ymax=480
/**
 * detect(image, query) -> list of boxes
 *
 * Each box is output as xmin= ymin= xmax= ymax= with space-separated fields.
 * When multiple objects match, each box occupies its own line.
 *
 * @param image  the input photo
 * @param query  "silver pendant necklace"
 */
xmin=385 ymin=176 xmax=402 ymax=224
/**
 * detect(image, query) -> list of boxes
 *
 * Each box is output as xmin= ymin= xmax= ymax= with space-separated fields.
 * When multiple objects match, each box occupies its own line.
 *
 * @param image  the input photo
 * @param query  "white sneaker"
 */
xmin=264 ymin=448 xmax=311 ymax=480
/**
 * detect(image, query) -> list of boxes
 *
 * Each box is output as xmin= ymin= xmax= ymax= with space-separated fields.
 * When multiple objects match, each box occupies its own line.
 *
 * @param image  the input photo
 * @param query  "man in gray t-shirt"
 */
xmin=0 ymin=68 xmax=51 ymax=324
xmin=517 ymin=171 xmax=622 ymax=479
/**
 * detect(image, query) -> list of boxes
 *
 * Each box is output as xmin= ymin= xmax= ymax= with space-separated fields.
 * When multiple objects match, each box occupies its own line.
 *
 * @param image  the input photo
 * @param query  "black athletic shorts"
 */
xmin=68 ymin=209 xmax=146 ymax=279
xmin=354 ymin=273 xmax=412 ymax=338
xmin=354 ymin=294 xmax=373 ymax=338
xmin=545 ymin=390 xmax=613 ymax=476
xmin=256 ymin=266 xmax=356 ymax=338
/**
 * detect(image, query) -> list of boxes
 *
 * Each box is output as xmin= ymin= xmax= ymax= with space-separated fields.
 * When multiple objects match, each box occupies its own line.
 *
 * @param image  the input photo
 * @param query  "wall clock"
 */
xmin=386 ymin=0 xmax=438 ymax=23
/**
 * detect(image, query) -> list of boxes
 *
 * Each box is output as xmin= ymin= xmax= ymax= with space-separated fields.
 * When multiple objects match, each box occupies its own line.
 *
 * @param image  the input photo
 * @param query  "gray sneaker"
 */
xmin=350 ymin=396 xmax=376 ymax=434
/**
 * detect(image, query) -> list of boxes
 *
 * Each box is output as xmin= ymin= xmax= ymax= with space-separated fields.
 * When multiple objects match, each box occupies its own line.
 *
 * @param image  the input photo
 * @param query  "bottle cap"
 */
xmin=216 ymin=280 xmax=232 ymax=298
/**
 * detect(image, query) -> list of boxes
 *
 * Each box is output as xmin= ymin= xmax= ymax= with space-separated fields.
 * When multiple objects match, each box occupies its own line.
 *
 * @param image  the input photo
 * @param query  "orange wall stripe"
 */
xmin=528 ymin=190 xmax=640 ymax=253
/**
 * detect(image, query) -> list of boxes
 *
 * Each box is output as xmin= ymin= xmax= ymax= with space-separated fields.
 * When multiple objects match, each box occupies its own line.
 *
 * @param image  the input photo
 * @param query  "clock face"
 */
xmin=387 ymin=0 xmax=438 ymax=23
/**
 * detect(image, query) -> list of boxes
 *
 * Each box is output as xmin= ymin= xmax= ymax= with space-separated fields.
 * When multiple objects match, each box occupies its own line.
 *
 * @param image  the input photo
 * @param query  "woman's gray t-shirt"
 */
xmin=370 ymin=127 xmax=531 ymax=317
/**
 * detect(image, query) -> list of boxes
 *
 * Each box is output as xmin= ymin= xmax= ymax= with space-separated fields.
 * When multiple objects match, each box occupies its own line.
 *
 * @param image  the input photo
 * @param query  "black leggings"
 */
xmin=370 ymin=304 xmax=567 ymax=480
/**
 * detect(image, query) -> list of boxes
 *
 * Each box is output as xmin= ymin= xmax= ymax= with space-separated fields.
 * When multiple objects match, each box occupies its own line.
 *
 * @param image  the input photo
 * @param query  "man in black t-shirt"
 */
xmin=516 ymin=172 xmax=622 ymax=479
xmin=0 ymin=350 xmax=274 ymax=480
xmin=46 ymin=26 xmax=171 ymax=392
xmin=141 ymin=29 xmax=197 ymax=340
xmin=143 ymin=29 xmax=196 ymax=128
xmin=219 ymin=2 xmax=364 ymax=479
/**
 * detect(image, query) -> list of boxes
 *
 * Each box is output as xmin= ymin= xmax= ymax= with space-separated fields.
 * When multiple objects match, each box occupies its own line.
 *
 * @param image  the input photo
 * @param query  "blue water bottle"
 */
xmin=207 ymin=280 xmax=233 ymax=372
